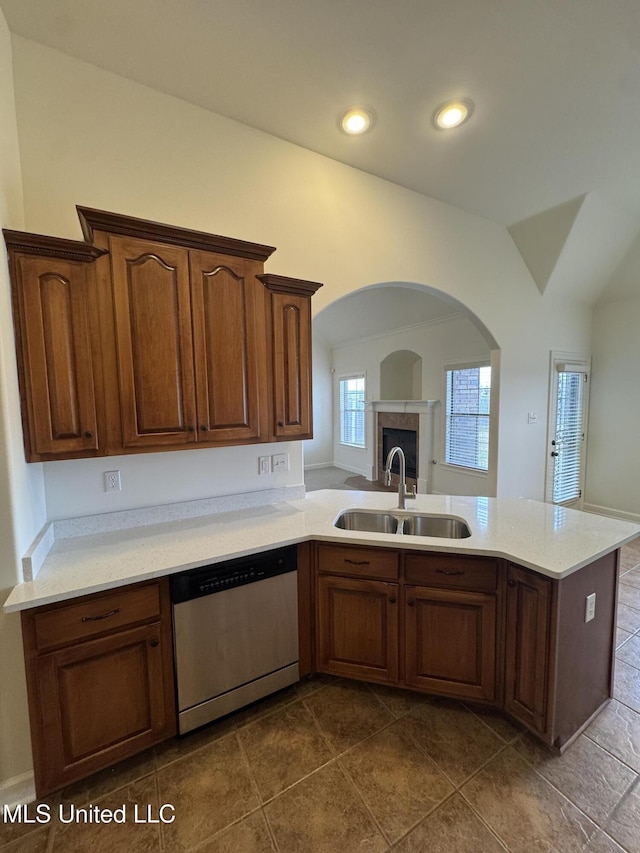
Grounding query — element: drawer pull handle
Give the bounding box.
[389,596,397,604]
[81,608,120,622]
[508,579,517,588]
[345,559,370,566]
[407,599,415,607]
[435,569,465,577]
[149,639,159,648]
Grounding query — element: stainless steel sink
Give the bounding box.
[334,509,471,538]
[401,515,471,539]
[334,510,399,533]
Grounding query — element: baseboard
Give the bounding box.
[332,462,368,478]
[582,503,640,525]
[0,771,35,808]
[303,462,335,470]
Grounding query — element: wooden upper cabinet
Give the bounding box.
[190,251,267,443]
[110,236,197,448]
[259,274,323,441]
[4,232,106,461]
[5,208,322,460]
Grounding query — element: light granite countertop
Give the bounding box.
[4,489,640,612]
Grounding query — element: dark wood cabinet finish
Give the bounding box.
[317,574,399,684]
[504,563,552,734]
[4,232,107,461]
[260,274,322,441]
[111,236,197,448]
[404,585,497,701]
[314,544,619,750]
[190,250,267,443]
[22,579,176,797]
[5,209,322,461]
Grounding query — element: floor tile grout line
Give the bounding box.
[454,784,512,852]
[386,788,463,850]
[512,737,638,834]
[335,758,393,848]
[582,732,640,777]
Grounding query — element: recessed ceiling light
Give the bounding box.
[339,107,375,135]
[434,99,473,130]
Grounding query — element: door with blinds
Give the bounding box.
[545,356,590,507]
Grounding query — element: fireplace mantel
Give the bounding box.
[363,400,439,493]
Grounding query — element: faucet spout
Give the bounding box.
[384,446,416,510]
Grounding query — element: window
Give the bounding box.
[339,375,365,447]
[545,358,589,506]
[445,365,491,470]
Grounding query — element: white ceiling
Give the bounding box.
[313,286,459,347]
[3,0,640,228]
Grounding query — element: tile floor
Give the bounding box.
[3,539,640,853]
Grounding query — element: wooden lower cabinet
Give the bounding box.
[405,585,497,701]
[313,545,618,750]
[22,579,176,796]
[504,563,552,734]
[317,574,399,684]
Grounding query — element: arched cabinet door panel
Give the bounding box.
[259,274,322,441]
[110,236,197,448]
[189,250,267,443]
[11,253,100,459]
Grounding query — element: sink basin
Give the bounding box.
[334,510,399,533]
[401,515,471,539]
[334,509,471,538]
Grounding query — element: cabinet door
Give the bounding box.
[32,622,174,794]
[189,251,267,443]
[14,255,98,458]
[317,575,399,684]
[111,236,197,447]
[504,563,552,734]
[405,586,497,701]
[269,290,313,439]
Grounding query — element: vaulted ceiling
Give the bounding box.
[3,0,640,304]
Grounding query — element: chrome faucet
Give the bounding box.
[384,446,417,510]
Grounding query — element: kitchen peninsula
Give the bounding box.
[5,489,639,796]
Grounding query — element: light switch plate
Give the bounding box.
[258,456,271,475]
[585,592,596,622]
[272,453,289,472]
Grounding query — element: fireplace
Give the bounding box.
[382,427,417,478]
[363,399,438,493]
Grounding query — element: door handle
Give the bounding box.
[551,451,559,457]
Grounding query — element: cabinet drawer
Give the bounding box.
[31,583,161,651]
[405,553,498,592]
[318,544,399,580]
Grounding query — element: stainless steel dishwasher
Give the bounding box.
[170,545,298,734]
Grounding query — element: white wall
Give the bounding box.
[11,37,591,506]
[0,11,47,797]
[331,312,493,494]
[586,296,640,521]
[303,333,333,468]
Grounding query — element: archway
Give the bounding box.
[305,281,500,498]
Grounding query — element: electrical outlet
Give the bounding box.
[272,453,289,472]
[104,470,121,492]
[585,592,596,622]
[258,456,271,475]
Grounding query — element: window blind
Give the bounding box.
[445,366,491,470]
[339,376,365,447]
[552,371,585,504]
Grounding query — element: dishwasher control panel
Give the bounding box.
[169,545,297,604]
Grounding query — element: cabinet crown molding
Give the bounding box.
[257,273,323,296]
[3,229,108,263]
[77,206,277,262]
